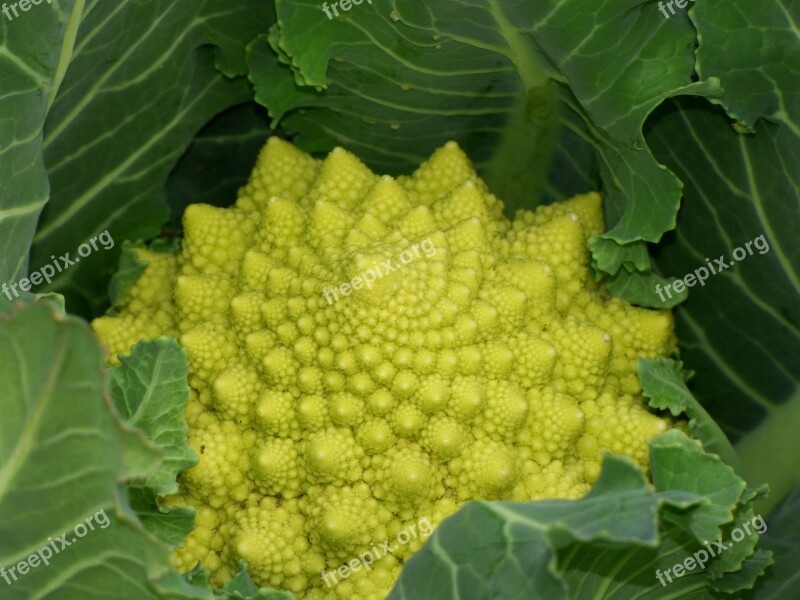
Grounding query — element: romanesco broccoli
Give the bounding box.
[92,138,676,599]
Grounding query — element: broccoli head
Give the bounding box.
[92,138,676,599]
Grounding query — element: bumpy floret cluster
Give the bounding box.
[93,138,676,599]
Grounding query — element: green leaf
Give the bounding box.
[0,303,286,598]
[642,0,800,484]
[705,505,765,583]
[643,0,800,519]
[0,0,80,312]
[645,95,800,512]
[115,423,165,483]
[741,485,800,598]
[692,0,800,131]
[637,357,741,472]
[127,486,197,548]
[110,338,197,545]
[249,0,722,242]
[716,549,774,594]
[110,338,196,496]
[15,0,274,317]
[648,0,800,513]
[649,430,743,544]
[0,303,176,598]
[184,562,214,589]
[176,562,294,600]
[389,429,768,599]
[606,269,688,309]
[589,239,651,277]
[221,561,294,599]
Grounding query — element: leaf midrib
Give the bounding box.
[0,320,67,505]
[47,0,86,112]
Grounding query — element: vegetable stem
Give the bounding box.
[735,389,800,516]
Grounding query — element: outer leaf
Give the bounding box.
[23,0,274,316]
[606,269,688,309]
[588,239,651,278]
[716,549,774,594]
[110,337,197,545]
[0,304,286,598]
[692,0,800,131]
[742,485,800,598]
[691,0,800,509]
[0,303,176,598]
[0,0,80,310]
[110,338,196,496]
[177,562,294,600]
[641,0,800,480]
[705,505,765,582]
[115,423,165,484]
[646,96,800,512]
[221,561,294,600]
[649,431,743,545]
[637,357,741,472]
[250,0,722,244]
[128,486,196,548]
[388,429,767,599]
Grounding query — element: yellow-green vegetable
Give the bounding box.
[93,138,675,599]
